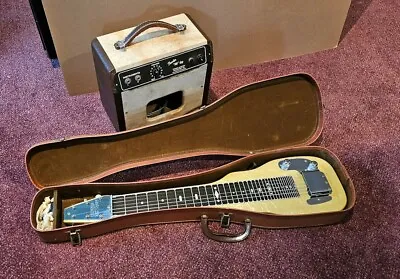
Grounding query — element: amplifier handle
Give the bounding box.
[114,20,186,50]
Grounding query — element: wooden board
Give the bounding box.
[42,0,351,95]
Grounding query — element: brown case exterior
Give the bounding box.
[27,74,356,244]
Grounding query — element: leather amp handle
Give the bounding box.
[114,20,186,50]
[200,215,252,243]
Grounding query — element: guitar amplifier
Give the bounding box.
[92,14,213,131]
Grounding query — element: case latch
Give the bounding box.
[68,230,82,246]
[220,213,231,228]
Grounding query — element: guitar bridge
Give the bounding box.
[302,171,332,205]
[278,158,333,205]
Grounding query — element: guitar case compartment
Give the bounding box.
[26,74,356,244]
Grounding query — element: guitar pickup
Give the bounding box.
[302,171,332,204]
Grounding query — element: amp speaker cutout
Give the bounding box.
[146,91,183,118]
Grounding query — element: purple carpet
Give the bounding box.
[1,0,399,278]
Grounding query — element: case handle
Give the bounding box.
[200,215,252,243]
[114,20,186,50]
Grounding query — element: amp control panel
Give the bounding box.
[117,46,209,92]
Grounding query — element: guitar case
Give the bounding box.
[26,74,356,245]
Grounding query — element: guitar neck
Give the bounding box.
[111,176,299,216]
[63,156,346,225]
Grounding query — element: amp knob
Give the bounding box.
[150,64,163,80]
[188,57,195,65]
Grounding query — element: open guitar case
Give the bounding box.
[26,74,356,245]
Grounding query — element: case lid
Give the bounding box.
[26,74,322,189]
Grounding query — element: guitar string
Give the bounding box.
[112,185,308,211]
[112,178,302,210]
[111,178,299,206]
[112,176,301,202]
[111,177,305,214]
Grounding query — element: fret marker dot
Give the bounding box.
[195,194,199,200]
[141,201,144,205]
[161,199,164,202]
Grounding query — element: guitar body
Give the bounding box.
[213,156,347,215]
[62,156,347,224]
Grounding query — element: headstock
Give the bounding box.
[64,195,112,224]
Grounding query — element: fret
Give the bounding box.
[167,190,177,208]
[212,185,222,205]
[157,191,169,209]
[137,193,148,212]
[223,183,233,203]
[275,177,284,199]
[284,177,293,197]
[255,180,264,200]
[125,194,137,214]
[287,177,297,197]
[205,185,216,205]
[147,192,158,210]
[255,180,266,200]
[247,180,258,201]
[235,182,245,203]
[265,178,275,199]
[199,186,209,206]
[289,177,299,198]
[260,179,270,200]
[112,196,125,215]
[270,178,279,199]
[280,177,288,199]
[242,181,253,202]
[271,178,281,199]
[123,196,127,215]
[183,188,195,207]
[238,182,248,202]
[284,177,292,198]
[175,188,186,208]
[228,183,238,203]
[255,179,267,201]
[249,180,259,201]
[233,182,244,203]
[262,179,271,199]
[191,186,202,207]
[256,180,267,200]
[249,180,257,200]
[263,179,272,198]
[216,184,226,204]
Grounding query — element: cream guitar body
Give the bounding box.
[62,156,347,224]
[213,156,347,215]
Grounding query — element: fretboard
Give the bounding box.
[111,176,299,216]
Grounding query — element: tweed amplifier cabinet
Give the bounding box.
[92,14,213,131]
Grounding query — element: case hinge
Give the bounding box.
[68,230,82,246]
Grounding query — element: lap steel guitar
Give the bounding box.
[63,156,347,224]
